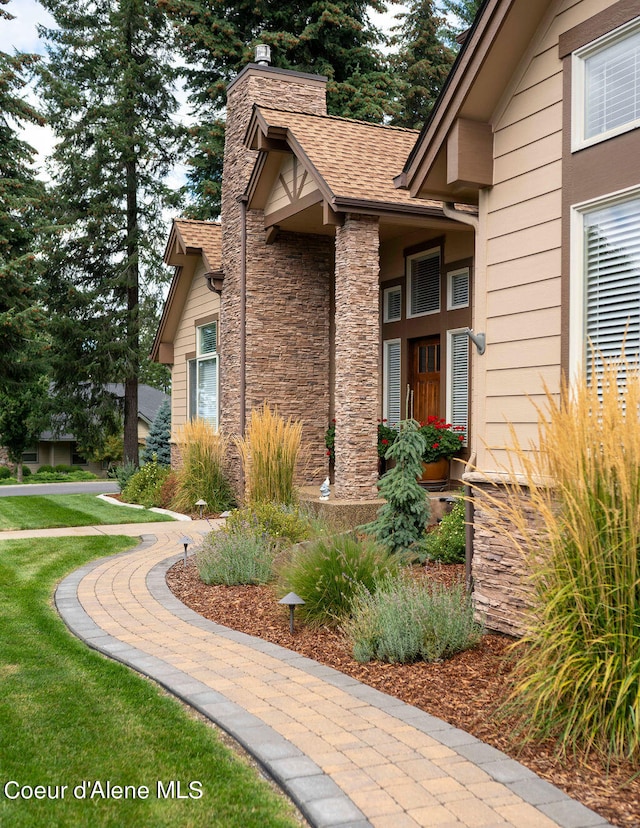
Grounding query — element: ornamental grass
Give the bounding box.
[171,418,235,514]
[473,354,640,763]
[236,403,302,506]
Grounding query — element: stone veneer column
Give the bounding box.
[334,214,380,500]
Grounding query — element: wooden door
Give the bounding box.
[409,336,440,423]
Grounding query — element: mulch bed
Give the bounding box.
[166,559,640,827]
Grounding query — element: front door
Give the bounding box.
[409,336,440,423]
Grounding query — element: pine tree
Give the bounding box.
[362,420,431,554]
[38,0,183,464]
[0,0,48,393]
[390,0,455,129]
[439,0,483,47]
[141,399,171,465]
[161,0,395,218]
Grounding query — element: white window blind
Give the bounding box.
[199,321,217,355]
[384,340,401,427]
[584,196,640,366]
[409,252,440,316]
[384,286,402,322]
[448,269,469,309]
[584,27,640,141]
[448,331,469,444]
[197,357,218,426]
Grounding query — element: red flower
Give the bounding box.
[432,442,439,449]
[381,438,389,445]
[459,435,465,441]
[326,450,331,456]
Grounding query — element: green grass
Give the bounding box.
[0,470,99,485]
[0,494,175,530]
[0,536,302,827]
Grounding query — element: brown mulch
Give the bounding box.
[166,560,640,828]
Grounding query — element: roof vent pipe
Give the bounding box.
[254,44,271,65]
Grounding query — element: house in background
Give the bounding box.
[19,384,169,476]
[154,0,640,634]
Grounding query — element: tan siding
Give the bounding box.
[265,155,318,215]
[497,73,562,131]
[486,191,561,238]
[494,103,563,157]
[493,132,561,184]
[487,218,560,265]
[486,248,561,291]
[171,260,219,440]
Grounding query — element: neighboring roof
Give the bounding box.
[39,385,170,440]
[163,218,222,271]
[247,106,444,216]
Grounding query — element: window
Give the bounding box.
[571,189,640,376]
[447,330,469,445]
[383,339,401,427]
[21,446,38,463]
[447,268,470,310]
[189,321,219,427]
[407,249,440,318]
[573,19,640,150]
[383,285,402,323]
[71,443,87,465]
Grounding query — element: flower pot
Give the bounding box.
[419,458,450,491]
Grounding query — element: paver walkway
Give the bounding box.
[7,522,612,828]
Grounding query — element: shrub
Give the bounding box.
[277,534,402,627]
[418,499,465,564]
[225,503,312,546]
[236,403,302,506]
[171,419,235,514]
[345,576,481,664]
[158,471,179,510]
[53,464,73,473]
[108,460,138,491]
[0,466,12,479]
[197,527,275,585]
[474,354,640,762]
[21,465,31,477]
[37,464,54,474]
[361,420,430,553]
[121,460,171,508]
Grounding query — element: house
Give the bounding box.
[154,0,640,633]
[20,384,170,476]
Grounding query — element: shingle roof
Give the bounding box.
[169,219,222,271]
[253,107,442,211]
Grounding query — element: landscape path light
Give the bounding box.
[278,592,305,634]
[179,536,193,567]
[195,499,207,518]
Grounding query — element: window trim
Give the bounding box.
[383,285,402,323]
[406,248,441,319]
[21,445,38,464]
[190,321,219,428]
[383,338,402,427]
[569,183,640,379]
[571,17,640,152]
[447,267,470,310]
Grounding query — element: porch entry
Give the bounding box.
[409,336,440,423]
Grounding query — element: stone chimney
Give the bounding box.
[219,58,332,493]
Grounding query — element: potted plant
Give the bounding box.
[416,417,465,490]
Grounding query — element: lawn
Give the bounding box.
[0,536,302,828]
[0,494,175,530]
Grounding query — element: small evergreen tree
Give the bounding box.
[142,399,171,466]
[362,420,431,553]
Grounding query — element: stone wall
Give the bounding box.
[334,214,380,500]
[471,481,538,637]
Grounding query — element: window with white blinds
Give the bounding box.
[383,286,402,322]
[407,250,440,317]
[190,321,219,427]
[574,21,640,149]
[447,330,469,445]
[383,339,401,427]
[447,268,470,310]
[583,195,640,368]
